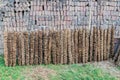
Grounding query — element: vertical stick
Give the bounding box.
[51,30,57,64]
[93,27,97,61]
[89,29,93,62]
[74,29,78,63]
[24,32,29,65]
[106,27,111,59]
[100,28,104,61]
[47,30,52,64]
[60,30,64,64]
[82,28,86,63]
[110,26,115,58]
[78,29,82,63]
[103,29,107,60]
[12,32,17,66]
[29,32,35,65]
[21,33,25,65]
[85,29,89,63]
[4,32,9,66]
[38,30,43,64]
[63,29,68,64]
[67,29,73,64]
[43,30,48,64]
[34,31,39,65]
[17,32,22,65]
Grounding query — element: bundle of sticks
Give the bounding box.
[3,27,115,66]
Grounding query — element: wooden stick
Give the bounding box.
[4,32,9,66]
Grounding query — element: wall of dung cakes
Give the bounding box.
[0,0,120,54]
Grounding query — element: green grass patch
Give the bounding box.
[0,55,119,80]
[46,64,117,80]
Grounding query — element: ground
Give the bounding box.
[0,55,120,80]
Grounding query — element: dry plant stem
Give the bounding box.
[56,31,60,64]
[12,32,17,66]
[67,29,73,64]
[38,31,43,64]
[89,29,93,62]
[110,27,115,58]
[8,33,13,66]
[85,29,89,63]
[78,29,82,63]
[107,27,111,59]
[47,31,52,64]
[29,32,35,65]
[23,32,29,65]
[60,30,64,64]
[82,28,86,63]
[51,30,57,64]
[21,33,25,65]
[93,27,97,61]
[17,33,22,65]
[34,31,39,65]
[43,31,48,64]
[74,29,78,63]
[97,28,101,61]
[63,29,68,64]
[4,32,8,66]
[103,29,107,60]
[100,28,104,61]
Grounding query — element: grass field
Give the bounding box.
[0,55,119,80]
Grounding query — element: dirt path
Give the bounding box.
[93,61,120,79]
[23,66,56,80]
